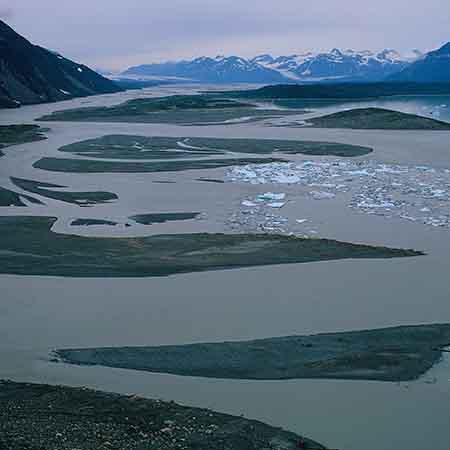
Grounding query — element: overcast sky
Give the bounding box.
[2,0,449,71]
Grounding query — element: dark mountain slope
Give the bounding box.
[389,42,450,82]
[0,20,122,108]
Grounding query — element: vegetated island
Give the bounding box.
[0,381,327,450]
[0,124,47,157]
[0,186,42,207]
[223,82,450,100]
[59,135,372,159]
[11,177,118,206]
[130,212,200,225]
[55,324,450,382]
[32,156,286,174]
[305,108,450,130]
[37,95,303,125]
[71,218,118,226]
[0,216,422,277]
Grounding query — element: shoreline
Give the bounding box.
[0,380,328,450]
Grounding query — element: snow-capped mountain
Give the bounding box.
[251,48,416,82]
[123,49,419,84]
[123,55,287,84]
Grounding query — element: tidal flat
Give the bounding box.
[0,124,47,157]
[33,156,286,173]
[0,186,42,207]
[37,95,302,125]
[60,135,372,159]
[11,177,118,206]
[130,212,200,225]
[0,381,326,450]
[54,324,450,382]
[305,108,450,130]
[71,218,118,226]
[0,216,422,277]
[2,85,450,450]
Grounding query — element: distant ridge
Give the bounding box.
[223,82,450,100]
[123,49,416,84]
[0,20,122,108]
[124,56,287,84]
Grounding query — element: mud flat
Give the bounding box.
[0,381,326,450]
[71,218,118,226]
[0,124,47,157]
[305,108,450,130]
[33,156,286,173]
[11,177,118,206]
[59,135,372,159]
[0,216,421,277]
[37,95,301,125]
[0,186,42,207]
[55,324,450,382]
[130,212,200,225]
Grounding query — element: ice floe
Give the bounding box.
[228,159,450,230]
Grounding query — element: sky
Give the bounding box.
[1,0,449,71]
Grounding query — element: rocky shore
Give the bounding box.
[0,381,326,450]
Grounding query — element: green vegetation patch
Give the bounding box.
[0,381,325,450]
[32,156,286,173]
[0,125,47,157]
[224,82,450,100]
[306,107,450,130]
[71,218,118,226]
[56,324,450,382]
[179,137,371,157]
[11,177,117,206]
[37,95,301,125]
[130,212,200,225]
[0,186,42,207]
[60,135,224,160]
[0,216,422,277]
[196,178,225,183]
[60,135,371,160]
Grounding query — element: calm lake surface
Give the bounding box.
[1,86,450,450]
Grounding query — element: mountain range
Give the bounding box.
[0,20,121,108]
[123,48,423,84]
[1,17,449,109]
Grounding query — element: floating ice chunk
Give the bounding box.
[357,200,396,209]
[429,189,446,198]
[257,192,286,201]
[310,191,336,200]
[227,158,450,231]
[296,219,308,224]
[310,183,336,188]
[345,169,372,176]
[273,174,301,183]
[241,200,257,207]
[267,202,286,208]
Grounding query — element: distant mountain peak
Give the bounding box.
[123,47,420,85]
